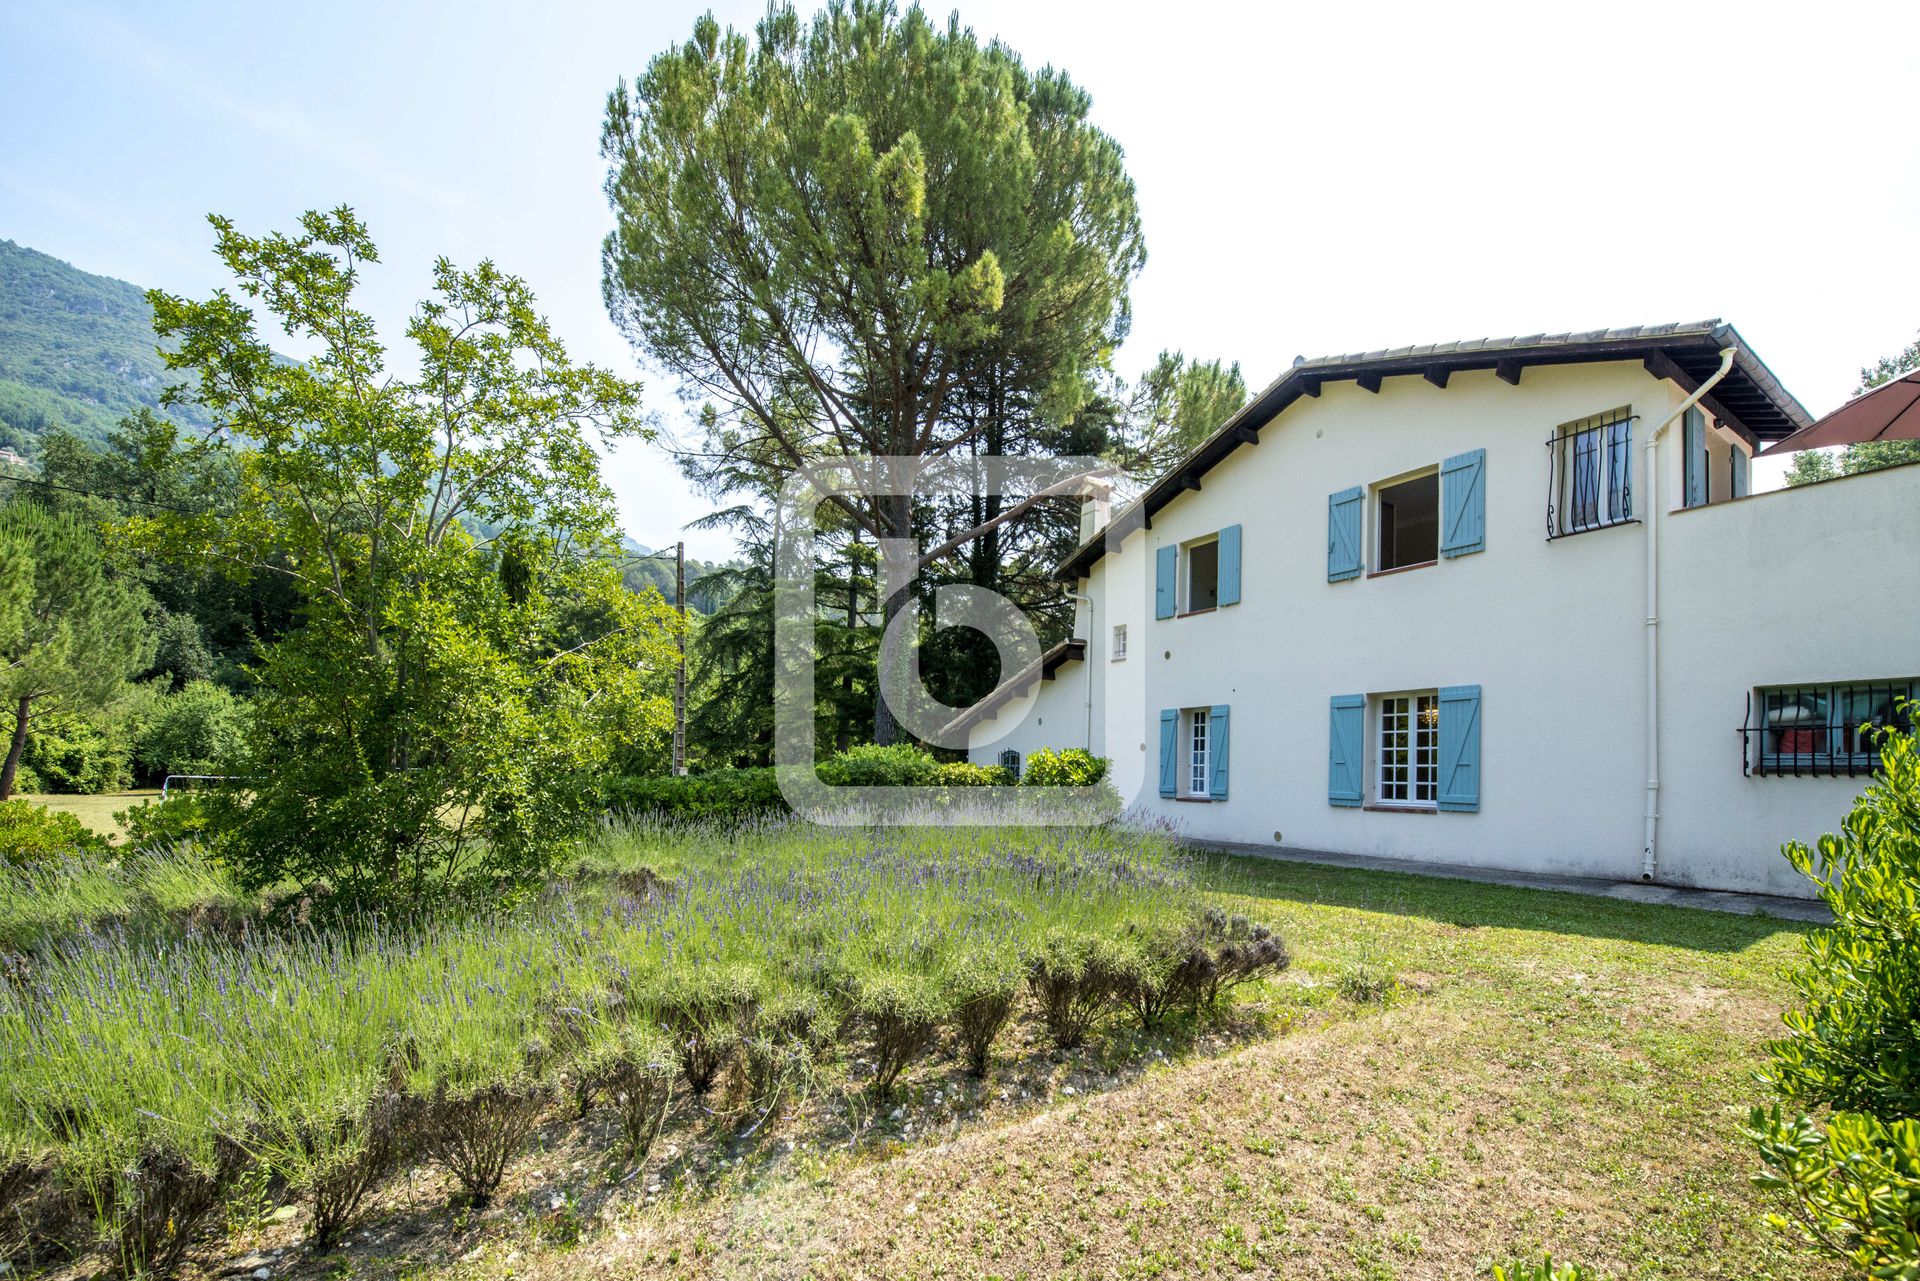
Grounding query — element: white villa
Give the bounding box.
[953,321,1920,899]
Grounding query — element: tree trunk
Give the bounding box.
[0,696,31,802]
[872,492,912,746]
[838,532,859,754]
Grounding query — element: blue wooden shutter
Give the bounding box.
[1732,447,1750,499]
[1158,708,1178,797]
[1327,488,1364,582]
[1217,525,1242,606]
[1328,695,1364,806]
[1439,449,1486,557]
[1208,704,1230,799]
[1683,407,1707,508]
[1437,684,1482,812]
[1154,546,1176,619]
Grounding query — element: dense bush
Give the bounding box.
[17,709,135,794]
[933,759,1012,787]
[1019,747,1109,788]
[134,680,248,781]
[0,799,111,866]
[115,794,217,852]
[1749,710,1920,1275]
[816,742,942,787]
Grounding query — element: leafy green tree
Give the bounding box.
[0,501,151,799]
[1785,328,1920,486]
[138,209,678,906]
[136,679,249,780]
[601,2,1143,741]
[36,411,300,689]
[1748,709,1920,1273]
[1783,447,1838,487]
[1108,350,1249,478]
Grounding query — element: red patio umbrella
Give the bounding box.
[1758,369,1920,456]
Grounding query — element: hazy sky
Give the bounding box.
[4,1,1916,558]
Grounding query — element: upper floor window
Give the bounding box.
[1375,471,1438,572]
[1155,525,1241,619]
[1741,680,1916,777]
[1547,408,1634,538]
[1111,623,1127,661]
[1682,405,1709,509]
[1185,537,1219,612]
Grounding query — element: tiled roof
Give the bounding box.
[1055,319,1809,581]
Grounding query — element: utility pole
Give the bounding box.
[673,540,687,777]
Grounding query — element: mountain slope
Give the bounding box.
[0,238,216,455]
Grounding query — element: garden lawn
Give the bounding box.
[320,854,1833,1281]
[16,790,157,840]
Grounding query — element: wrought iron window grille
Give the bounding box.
[1547,408,1638,540]
[1740,681,1917,777]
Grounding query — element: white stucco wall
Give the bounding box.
[968,354,1920,897]
[1657,461,1920,894]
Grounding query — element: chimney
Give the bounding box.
[1079,478,1113,543]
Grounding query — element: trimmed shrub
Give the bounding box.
[303,1091,408,1247]
[653,967,761,1096]
[1748,711,1920,1275]
[740,987,822,1120]
[949,941,1024,1077]
[1019,747,1109,788]
[1029,934,1129,1049]
[112,1139,241,1278]
[0,1150,84,1267]
[584,1025,676,1166]
[604,748,1009,820]
[852,972,947,1097]
[952,987,1017,1078]
[932,760,1011,787]
[0,799,111,866]
[816,743,941,788]
[414,1081,551,1207]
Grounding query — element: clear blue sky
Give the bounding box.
[5,0,1917,558]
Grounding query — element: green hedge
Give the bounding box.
[601,768,784,819]
[604,745,1092,820]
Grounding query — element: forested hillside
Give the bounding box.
[0,239,217,455]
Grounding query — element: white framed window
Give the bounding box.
[1184,538,1219,613]
[1378,692,1439,806]
[1375,470,1439,572]
[1187,707,1210,796]
[1550,408,1634,537]
[1112,623,1128,661]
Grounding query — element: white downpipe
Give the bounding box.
[1642,345,1736,881]
[1067,590,1095,750]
